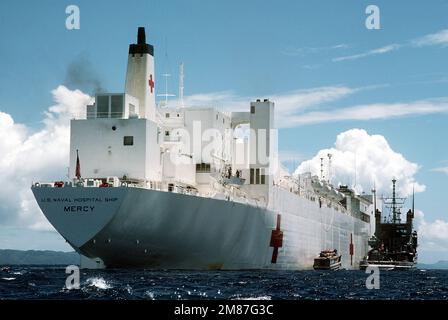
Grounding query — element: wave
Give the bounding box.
[232,295,272,300]
[85,277,112,290]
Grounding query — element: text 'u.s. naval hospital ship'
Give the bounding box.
[32,27,375,270]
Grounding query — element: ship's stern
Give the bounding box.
[32,185,127,254]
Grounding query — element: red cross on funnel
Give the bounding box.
[148,74,155,93]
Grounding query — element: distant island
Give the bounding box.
[1,249,448,269]
[0,249,80,265]
[417,261,448,270]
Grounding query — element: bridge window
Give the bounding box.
[111,95,123,118]
[123,136,134,146]
[97,95,109,118]
[261,172,266,184]
[196,163,211,173]
[250,168,266,185]
[251,106,255,114]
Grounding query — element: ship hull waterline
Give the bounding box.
[32,186,370,270]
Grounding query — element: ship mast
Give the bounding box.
[381,178,406,224]
[157,73,175,106]
[157,39,175,107]
[372,182,377,215]
[392,178,397,223]
[320,157,324,181]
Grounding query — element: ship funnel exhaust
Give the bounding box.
[137,27,146,44]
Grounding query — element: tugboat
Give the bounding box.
[313,249,342,270]
[360,179,418,270]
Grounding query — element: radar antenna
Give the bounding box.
[372,181,377,215]
[157,38,176,107]
[320,157,324,181]
[327,153,332,185]
[157,73,176,107]
[381,178,406,223]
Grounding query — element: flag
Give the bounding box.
[75,149,81,179]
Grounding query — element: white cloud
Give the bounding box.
[415,210,448,251]
[285,98,448,127]
[182,91,247,111]
[271,86,357,115]
[172,86,360,128]
[282,43,349,57]
[279,150,306,163]
[294,129,425,197]
[413,29,448,47]
[176,86,357,116]
[171,87,448,128]
[279,150,307,173]
[431,166,448,175]
[333,28,448,62]
[333,44,401,62]
[0,86,92,230]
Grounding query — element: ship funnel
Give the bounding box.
[125,27,155,120]
[137,27,146,44]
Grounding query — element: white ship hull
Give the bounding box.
[32,186,370,270]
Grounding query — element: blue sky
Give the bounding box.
[0,0,448,262]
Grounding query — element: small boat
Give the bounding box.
[313,249,342,270]
[359,257,416,271]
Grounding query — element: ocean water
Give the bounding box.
[1,266,448,300]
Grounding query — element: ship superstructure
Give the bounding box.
[360,179,418,270]
[32,28,374,269]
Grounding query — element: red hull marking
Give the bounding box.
[350,233,354,266]
[149,74,155,93]
[270,214,283,263]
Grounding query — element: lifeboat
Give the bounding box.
[313,249,342,270]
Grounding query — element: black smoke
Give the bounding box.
[64,53,106,94]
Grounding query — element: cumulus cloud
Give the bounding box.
[0,86,92,230]
[294,129,425,197]
[415,210,448,251]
